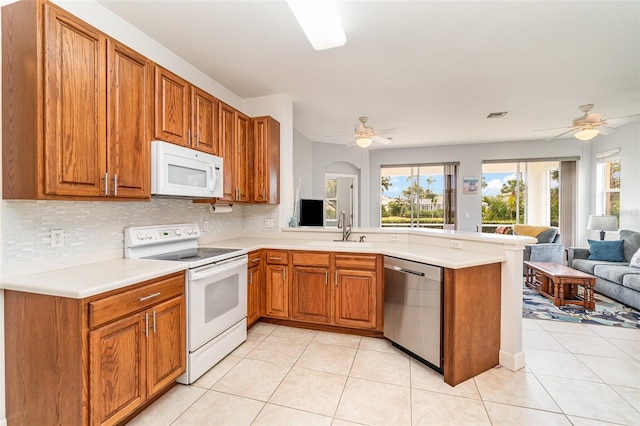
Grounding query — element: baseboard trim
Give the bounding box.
[499,349,526,371]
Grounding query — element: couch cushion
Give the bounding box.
[572,259,628,275]
[593,265,640,285]
[630,248,640,269]
[622,273,640,292]
[620,230,640,262]
[513,225,558,243]
[588,239,625,262]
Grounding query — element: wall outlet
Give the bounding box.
[389,235,400,241]
[51,229,64,248]
[264,218,274,228]
[451,240,462,249]
[203,220,209,232]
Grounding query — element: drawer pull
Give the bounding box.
[139,292,161,302]
[152,310,157,334]
[251,258,260,263]
[144,313,149,336]
[269,256,282,261]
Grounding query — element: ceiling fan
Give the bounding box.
[329,116,399,148]
[535,104,640,141]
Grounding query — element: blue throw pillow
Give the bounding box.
[588,239,625,262]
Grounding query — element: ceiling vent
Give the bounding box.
[486,111,509,119]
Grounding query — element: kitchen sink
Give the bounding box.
[306,240,375,248]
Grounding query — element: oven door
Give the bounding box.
[188,255,248,352]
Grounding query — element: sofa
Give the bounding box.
[513,225,565,273]
[568,229,640,311]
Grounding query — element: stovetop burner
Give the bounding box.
[143,247,242,262]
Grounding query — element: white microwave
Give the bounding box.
[151,141,223,198]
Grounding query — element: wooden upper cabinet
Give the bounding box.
[2,1,150,200]
[107,40,151,198]
[154,66,191,147]
[218,102,237,201]
[252,116,280,204]
[192,87,218,155]
[43,3,107,197]
[235,111,251,202]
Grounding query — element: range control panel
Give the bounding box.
[124,224,201,248]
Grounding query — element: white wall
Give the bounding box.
[293,129,313,199]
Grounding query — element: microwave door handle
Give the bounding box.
[210,164,215,192]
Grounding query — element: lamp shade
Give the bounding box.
[356,137,372,148]
[587,215,618,232]
[575,128,599,141]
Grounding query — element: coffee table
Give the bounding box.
[524,261,596,309]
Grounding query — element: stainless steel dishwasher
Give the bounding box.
[384,256,443,371]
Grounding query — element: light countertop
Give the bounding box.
[1,236,507,299]
[1,259,188,299]
[201,237,506,269]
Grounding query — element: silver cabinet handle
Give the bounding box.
[103,173,109,196]
[325,269,328,285]
[152,310,156,334]
[139,292,161,302]
[187,129,191,146]
[283,267,286,281]
[269,257,282,261]
[251,258,260,263]
[335,270,338,286]
[113,173,118,197]
[249,269,253,285]
[144,312,148,336]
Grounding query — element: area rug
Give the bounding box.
[523,286,640,329]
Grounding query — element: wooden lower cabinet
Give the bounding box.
[265,263,289,318]
[291,251,332,323]
[247,251,263,326]
[4,272,186,426]
[334,268,378,329]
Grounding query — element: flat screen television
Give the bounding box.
[298,199,324,226]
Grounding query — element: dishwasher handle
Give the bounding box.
[387,265,425,277]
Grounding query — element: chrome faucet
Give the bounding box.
[337,210,352,241]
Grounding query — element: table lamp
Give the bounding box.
[587,215,618,240]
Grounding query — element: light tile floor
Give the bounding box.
[130,320,640,426]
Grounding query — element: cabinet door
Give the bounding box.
[247,264,261,325]
[43,4,107,197]
[90,313,146,426]
[218,102,236,201]
[265,264,289,318]
[335,269,377,329]
[235,111,251,202]
[291,266,331,323]
[107,40,150,198]
[147,296,186,397]
[252,117,280,204]
[192,87,218,154]
[154,66,190,146]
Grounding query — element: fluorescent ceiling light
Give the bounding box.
[286,0,346,51]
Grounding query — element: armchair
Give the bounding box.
[513,225,564,273]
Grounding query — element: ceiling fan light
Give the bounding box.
[356,137,372,148]
[575,128,599,141]
[286,0,346,51]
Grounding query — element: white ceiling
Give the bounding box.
[98,0,640,149]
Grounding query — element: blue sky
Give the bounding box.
[382,172,515,198]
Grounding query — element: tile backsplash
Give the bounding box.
[2,199,278,266]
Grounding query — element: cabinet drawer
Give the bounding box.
[265,250,289,265]
[248,250,262,265]
[89,273,185,329]
[335,254,377,270]
[292,251,330,267]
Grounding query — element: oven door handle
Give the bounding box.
[190,256,248,281]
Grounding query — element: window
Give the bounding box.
[481,160,560,232]
[380,164,457,228]
[325,177,337,222]
[596,150,620,221]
